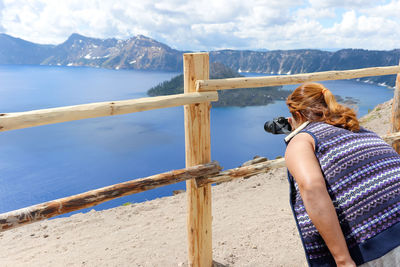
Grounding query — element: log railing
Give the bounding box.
[196,65,400,91]
[0,52,399,267]
[0,92,218,132]
[183,53,213,266]
[0,161,221,231]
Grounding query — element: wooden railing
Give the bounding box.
[196,65,400,91]
[0,52,399,267]
[0,92,218,131]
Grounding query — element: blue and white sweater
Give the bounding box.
[285,122,400,266]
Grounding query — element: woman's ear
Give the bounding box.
[289,111,306,130]
[288,117,294,128]
[295,111,305,123]
[289,116,300,130]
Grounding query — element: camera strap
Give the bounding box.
[284,121,310,143]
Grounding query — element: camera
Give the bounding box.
[264,117,292,134]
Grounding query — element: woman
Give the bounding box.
[284,82,400,267]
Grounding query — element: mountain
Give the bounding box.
[0,33,182,71]
[210,49,400,74]
[0,33,399,86]
[0,34,54,64]
[209,49,400,87]
[148,62,291,107]
[43,33,182,71]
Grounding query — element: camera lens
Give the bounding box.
[277,117,286,123]
[264,117,292,134]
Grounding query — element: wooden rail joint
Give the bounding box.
[195,163,223,188]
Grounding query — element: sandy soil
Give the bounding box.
[359,99,392,136]
[0,99,393,267]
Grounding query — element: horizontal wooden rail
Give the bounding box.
[2,131,399,232]
[197,158,286,186]
[381,131,400,143]
[0,161,221,231]
[0,92,218,132]
[196,65,400,91]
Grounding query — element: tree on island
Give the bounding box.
[147,62,291,107]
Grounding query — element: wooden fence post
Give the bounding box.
[183,53,213,266]
[391,61,400,153]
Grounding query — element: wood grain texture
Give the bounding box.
[391,62,400,153]
[0,92,218,132]
[184,53,213,267]
[382,131,400,144]
[0,161,221,232]
[197,158,286,186]
[196,65,400,91]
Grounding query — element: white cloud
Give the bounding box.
[308,0,385,8]
[295,7,336,19]
[0,0,5,32]
[319,4,400,50]
[0,0,399,50]
[361,0,400,17]
[333,10,358,37]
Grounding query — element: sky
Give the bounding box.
[0,0,399,51]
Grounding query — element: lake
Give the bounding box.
[0,65,394,215]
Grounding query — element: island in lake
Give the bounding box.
[147,62,291,107]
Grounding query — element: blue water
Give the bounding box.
[0,65,394,215]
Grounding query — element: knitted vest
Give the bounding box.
[286,122,400,266]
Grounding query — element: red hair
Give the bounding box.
[286,83,360,132]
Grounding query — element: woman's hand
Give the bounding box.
[285,133,355,266]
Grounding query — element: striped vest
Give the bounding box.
[286,122,400,266]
